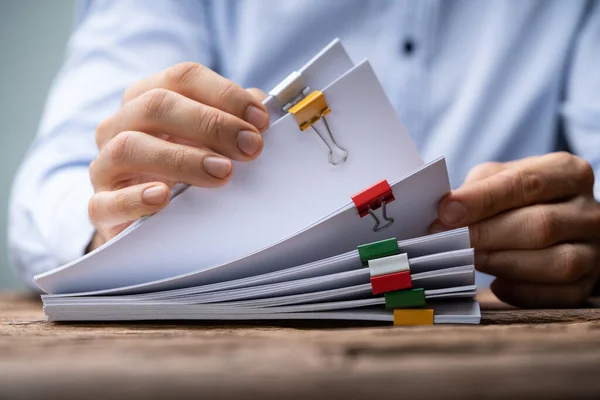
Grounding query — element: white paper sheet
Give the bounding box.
[38,157,450,296]
[44,300,481,324]
[42,230,470,301]
[43,266,474,307]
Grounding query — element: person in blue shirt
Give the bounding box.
[9,0,600,307]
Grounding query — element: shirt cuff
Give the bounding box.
[36,168,96,268]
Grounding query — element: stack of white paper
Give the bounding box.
[35,40,480,326]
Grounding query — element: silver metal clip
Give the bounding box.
[367,200,395,232]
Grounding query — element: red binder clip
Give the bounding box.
[352,180,395,232]
[370,270,412,295]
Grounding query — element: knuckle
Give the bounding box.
[475,162,499,174]
[107,131,139,165]
[140,88,175,119]
[95,118,113,149]
[114,191,132,216]
[87,196,100,223]
[532,207,559,247]
[88,158,99,178]
[553,152,594,187]
[198,109,223,141]
[558,244,585,282]
[214,81,237,104]
[166,62,206,89]
[88,159,103,188]
[575,157,595,187]
[469,223,490,248]
[168,146,191,173]
[515,168,543,203]
[480,178,500,211]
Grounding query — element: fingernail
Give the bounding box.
[442,201,467,225]
[204,156,232,179]
[237,130,262,156]
[142,186,168,205]
[245,105,269,132]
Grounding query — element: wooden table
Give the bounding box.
[1,291,599,399]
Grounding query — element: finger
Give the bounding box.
[469,200,600,250]
[490,273,599,308]
[463,162,508,185]
[438,152,595,227]
[475,243,599,284]
[88,182,170,230]
[463,159,531,185]
[428,219,452,235]
[122,62,269,132]
[90,131,233,190]
[246,88,268,102]
[97,89,263,160]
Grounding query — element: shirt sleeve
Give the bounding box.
[8,0,214,290]
[561,0,600,200]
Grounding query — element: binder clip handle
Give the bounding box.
[368,201,394,232]
[315,115,348,166]
[352,180,395,232]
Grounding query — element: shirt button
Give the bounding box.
[402,38,416,56]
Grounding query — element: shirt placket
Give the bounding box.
[393,0,438,149]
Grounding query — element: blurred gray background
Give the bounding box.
[0,0,75,289]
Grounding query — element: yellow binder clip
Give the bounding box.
[288,91,331,130]
[288,90,348,166]
[393,309,434,326]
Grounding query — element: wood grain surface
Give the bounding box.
[1,291,599,399]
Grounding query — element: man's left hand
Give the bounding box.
[430,152,600,308]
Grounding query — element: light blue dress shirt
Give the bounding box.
[9,0,600,289]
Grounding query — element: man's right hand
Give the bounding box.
[87,63,270,251]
